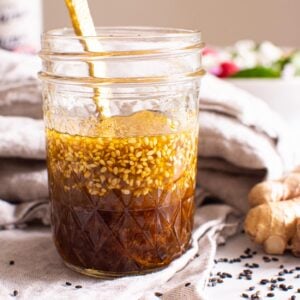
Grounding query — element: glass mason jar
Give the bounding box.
[40,27,204,278]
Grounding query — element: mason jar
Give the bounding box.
[40,27,204,278]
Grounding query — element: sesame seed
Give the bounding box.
[155,292,163,297]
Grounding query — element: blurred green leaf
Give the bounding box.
[230,66,281,78]
[291,51,300,76]
[272,56,291,72]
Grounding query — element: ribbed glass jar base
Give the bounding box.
[64,261,170,279]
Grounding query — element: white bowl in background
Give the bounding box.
[227,78,300,136]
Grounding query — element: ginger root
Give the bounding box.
[248,172,300,207]
[244,199,300,254]
[244,168,300,255]
[292,219,300,257]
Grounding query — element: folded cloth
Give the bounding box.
[0,49,42,119]
[0,159,47,202]
[198,74,298,212]
[0,116,45,159]
[0,205,240,300]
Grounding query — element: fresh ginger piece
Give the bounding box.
[248,172,300,207]
[292,219,300,257]
[244,198,300,255]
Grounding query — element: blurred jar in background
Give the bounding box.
[0,0,42,53]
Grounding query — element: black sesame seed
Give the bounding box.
[260,279,269,285]
[270,279,277,284]
[297,288,300,293]
[155,292,163,297]
[267,293,274,298]
[279,265,284,269]
[284,269,289,274]
[252,251,257,255]
[185,282,191,287]
[195,254,199,258]
[291,296,296,300]
[295,274,300,279]
[65,282,72,286]
[12,290,18,297]
[250,291,261,300]
[241,293,249,298]
[271,257,279,262]
[288,285,294,290]
[277,277,285,282]
[75,285,82,289]
[278,272,284,276]
[295,266,300,271]
[9,260,15,266]
[217,279,223,283]
[249,286,255,291]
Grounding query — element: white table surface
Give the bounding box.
[205,233,300,300]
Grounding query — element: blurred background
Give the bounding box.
[44,0,300,46]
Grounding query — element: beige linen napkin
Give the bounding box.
[197,74,297,212]
[0,49,42,119]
